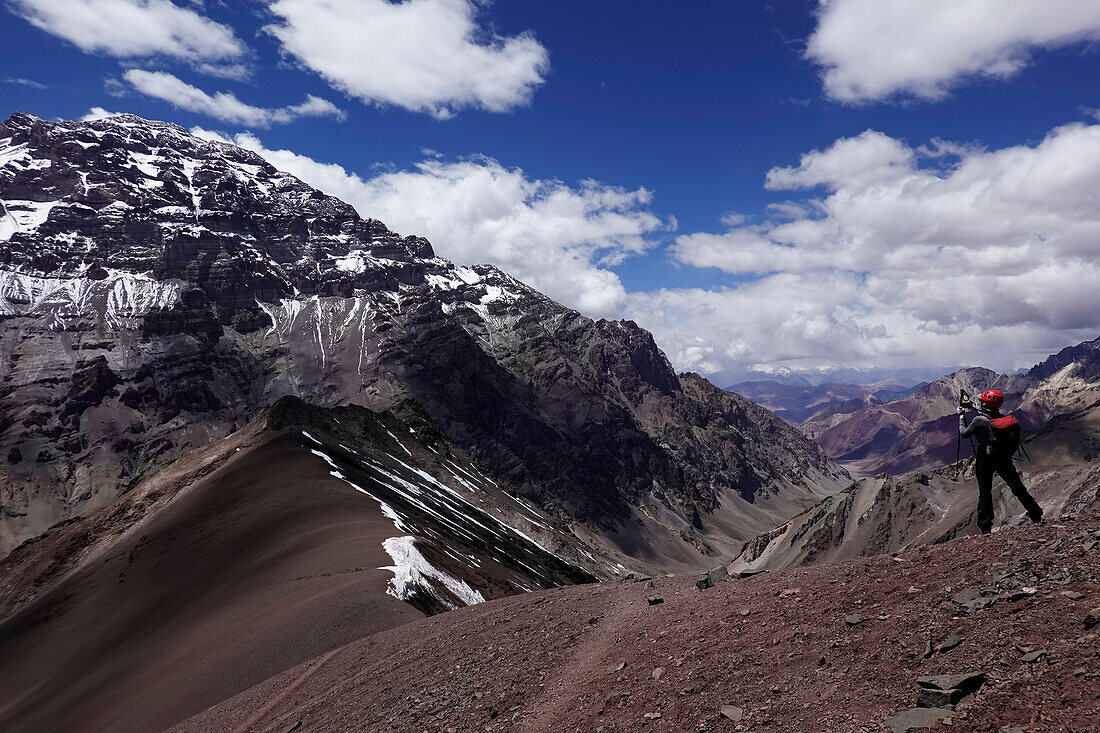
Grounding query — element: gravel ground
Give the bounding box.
[173,503,1100,733]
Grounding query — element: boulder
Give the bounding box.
[916,672,986,693]
[915,672,986,709]
[696,565,730,590]
[937,632,962,652]
[1085,608,1100,629]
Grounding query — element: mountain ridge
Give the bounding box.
[0,395,598,733]
[0,111,847,568]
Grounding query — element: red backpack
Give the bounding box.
[988,415,1022,458]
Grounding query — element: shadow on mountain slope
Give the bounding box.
[0,397,594,733]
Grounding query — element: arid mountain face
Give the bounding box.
[0,112,846,567]
[175,504,1100,733]
[799,338,1100,476]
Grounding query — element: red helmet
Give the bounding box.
[979,389,1004,409]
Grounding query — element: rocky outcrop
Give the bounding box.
[0,112,847,564]
[1027,336,1100,381]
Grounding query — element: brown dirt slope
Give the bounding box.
[0,429,422,733]
[173,504,1100,733]
[0,397,595,733]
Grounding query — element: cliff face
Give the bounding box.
[0,112,846,564]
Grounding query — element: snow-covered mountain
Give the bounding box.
[0,112,847,570]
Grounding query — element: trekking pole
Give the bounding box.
[956,389,971,465]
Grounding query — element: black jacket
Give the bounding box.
[960,409,1002,457]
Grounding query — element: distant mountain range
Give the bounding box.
[802,336,1100,476]
[720,364,955,388]
[727,336,1100,478]
[727,379,923,425]
[728,336,1100,572]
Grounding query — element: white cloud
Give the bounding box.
[81,107,125,121]
[625,274,877,376]
[264,0,549,118]
[10,0,244,65]
[124,70,345,127]
[191,128,667,317]
[657,119,1100,376]
[764,130,915,190]
[3,77,49,90]
[104,77,128,97]
[194,62,253,82]
[807,0,1100,103]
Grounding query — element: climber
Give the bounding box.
[958,389,1043,534]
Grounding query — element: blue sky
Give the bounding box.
[4,1,1100,383]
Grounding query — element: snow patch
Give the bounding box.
[0,200,58,242]
[385,428,413,456]
[0,138,31,171]
[380,536,485,609]
[333,250,382,274]
[0,268,180,326]
[129,151,160,179]
[455,267,482,285]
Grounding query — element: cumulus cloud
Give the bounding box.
[659,121,1100,376]
[81,107,125,121]
[10,0,244,65]
[264,0,549,118]
[625,274,877,375]
[191,128,667,317]
[124,70,345,127]
[807,0,1100,103]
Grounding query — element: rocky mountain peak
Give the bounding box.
[1,112,433,325]
[1,112,847,571]
[1026,335,1100,381]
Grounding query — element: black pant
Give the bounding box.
[975,457,1043,533]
